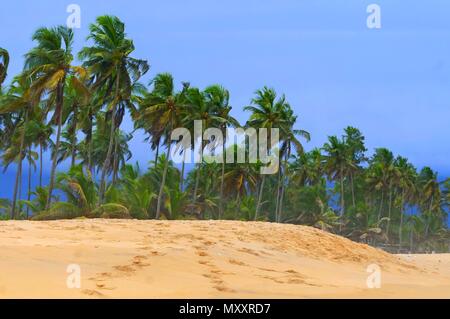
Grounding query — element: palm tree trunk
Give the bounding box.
[11,108,28,219]
[99,71,121,205]
[219,146,225,219]
[155,140,172,219]
[338,167,345,233]
[39,143,43,187]
[180,149,185,192]
[88,110,93,174]
[27,148,32,219]
[277,150,290,223]
[112,135,119,185]
[274,167,282,222]
[46,81,65,210]
[255,175,265,221]
[98,105,116,205]
[398,190,405,252]
[154,139,160,166]
[377,190,384,221]
[71,104,78,168]
[193,164,201,206]
[350,173,356,209]
[409,226,414,252]
[386,185,393,239]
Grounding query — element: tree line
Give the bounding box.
[0,15,448,252]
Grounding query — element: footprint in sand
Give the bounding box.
[238,247,260,256]
[132,255,151,267]
[228,259,247,266]
[81,289,104,297]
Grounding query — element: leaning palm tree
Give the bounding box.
[79,15,149,205]
[0,76,33,218]
[276,105,310,222]
[23,25,87,210]
[244,87,285,220]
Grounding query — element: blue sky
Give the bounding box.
[1,0,449,199]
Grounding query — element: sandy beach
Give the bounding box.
[0,219,449,298]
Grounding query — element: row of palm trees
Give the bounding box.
[0,15,448,253]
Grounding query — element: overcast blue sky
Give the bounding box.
[1,0,449,199]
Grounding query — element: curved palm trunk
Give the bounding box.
[274,167,282,222]
[87,110,93,174]
[192,164,201,207]
[27,148,32,219]
[219,143,225,219]
[377,190,384,221]
[98,105,116,205]
[99,71,121,205]
[398,190,405,252]
[112,135,119,185]
[39,143,43,187]
[255,175,265,221]
[11,108,28,219]
[154,139,160,166]
[180,155,185,192]
[155,141,172,219]
[350,173,356,209]
[46,82,65,210]
[386,185,393,239]
[339,167,345,232]
[277,151,290,223]
[71,104,78,168]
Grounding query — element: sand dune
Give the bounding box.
[0,219,449,298]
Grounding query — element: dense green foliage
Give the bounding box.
[0,16,448,253]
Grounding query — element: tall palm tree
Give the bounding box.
[366,148,395,223]
[394,156,417,251]
[79,15,149,205]
[0,76,33,218]
[323,135,348,224]
[417,167,442,238]
[204,85,239,219]
[138,73,184,219]
[343,126,367,209]
[276,105,310,222]
[24,25,86,210]
[244,87,286,220]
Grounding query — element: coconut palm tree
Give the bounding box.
[79,15,149,205]
[323,135,348,223]
[138,73,185,219]
[394,156,417,250]
[343,126,367,209]
[417,167,442,238]
[276,105,310,222]
[0,76,33,218]
[366,148,395,224]
[204,85,239,219]
[244,87,287,220]
[23,25,87,210]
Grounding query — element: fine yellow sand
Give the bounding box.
[0,219,449,298]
